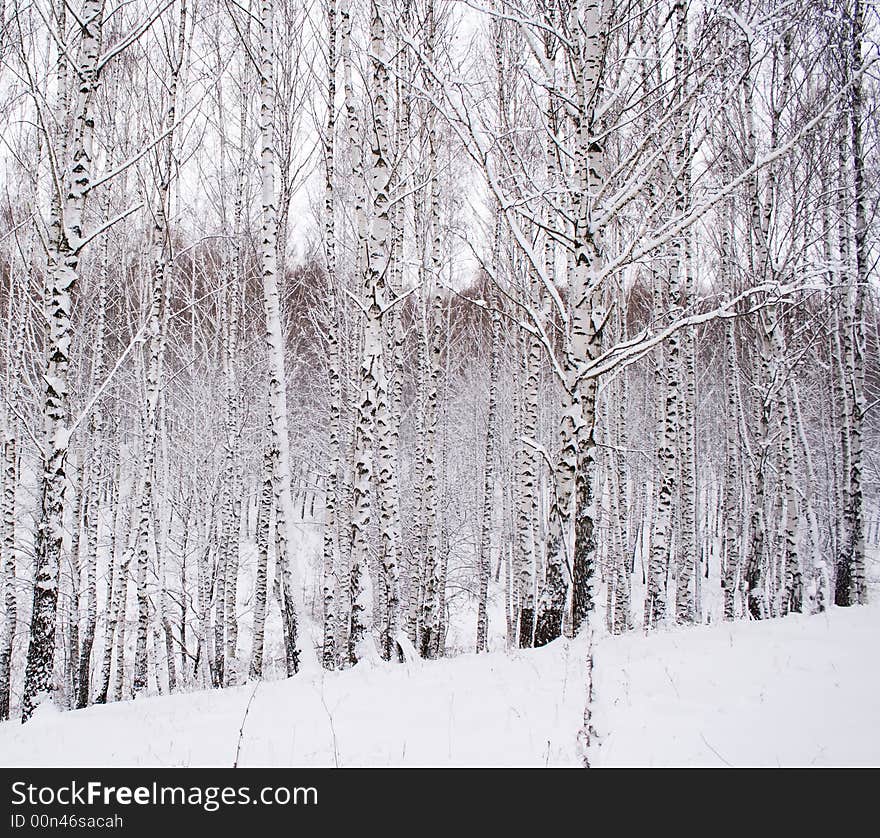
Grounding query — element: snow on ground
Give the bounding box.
[1,597,877,767]
[0,638,588,767]
[589,596,880,767]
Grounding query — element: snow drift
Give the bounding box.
[2,599,877,767]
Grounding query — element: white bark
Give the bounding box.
[0,432,16,720]
[23,0,103,721]
[259,0,314,674]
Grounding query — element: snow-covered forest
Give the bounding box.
[0,0,877,763]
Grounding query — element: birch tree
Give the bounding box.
[22,0,105,721]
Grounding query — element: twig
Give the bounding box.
[232,681,260,768]
[700,732,734,767]
[319,688,340,768]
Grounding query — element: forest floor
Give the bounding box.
[0,634,588,767]
[1,596,877,767]
[589,594,880,767]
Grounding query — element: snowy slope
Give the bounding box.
[589,598,880,767]
[1,599,877,767]
[0,638,589,767]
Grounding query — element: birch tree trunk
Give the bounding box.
[23,0,103,721]
[0,432,15,720]
[113,536,134,702]
[217,291,238,686]
[249,436,274,678]
[66,460,84,707]
[612,308,631,634]
[719,160,742,620]
[416,2,444,659]
[94,469,123,705]
[675,6,697,622]
[259,0,312,673]
[568,0,611,638]
[476,286,500,653]
[790,380,827,611]
[320,0,340,671]
[649,0,689,629]
[75,219,110,708]
[836,0,868,606]
[780,397,802,614]
[535,0,608,646]
[133,2,186,692]
[218,91,248,686]
[744,31,792,621]
[346,0,400,663]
